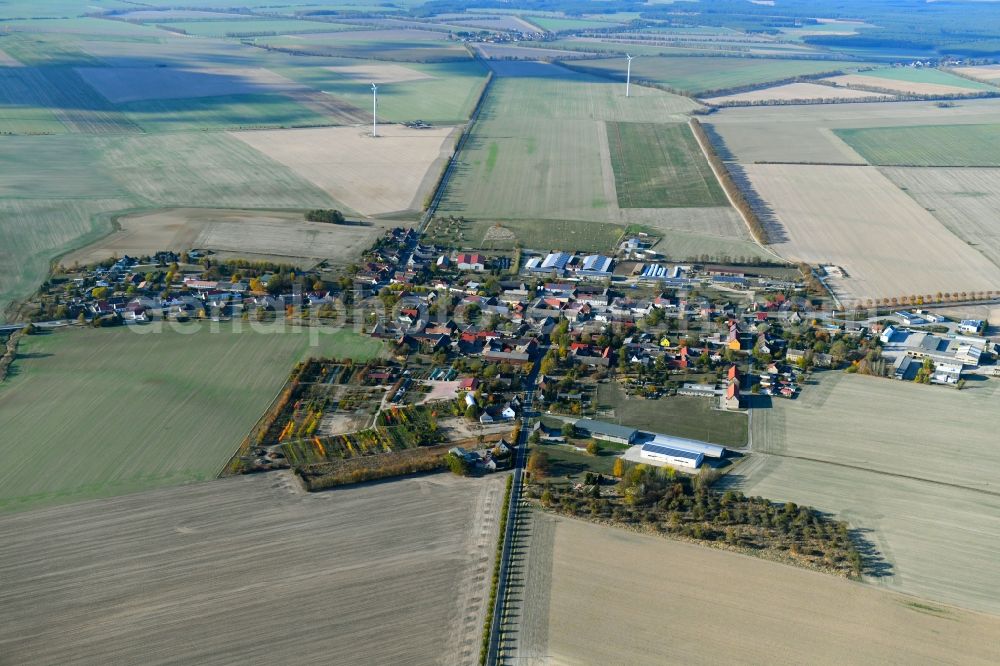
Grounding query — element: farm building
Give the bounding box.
[639,442,704,469]
[456,253,486,271]
[574,419,639,445]
[576,255,614,277]
[647,433,726,459]
[525,252,572,275]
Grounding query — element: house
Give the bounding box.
[456,253,486,272]
[458,377,479,392]
[573,419,638,445]
[723,380,741,411]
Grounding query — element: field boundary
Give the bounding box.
[689,118,777,251]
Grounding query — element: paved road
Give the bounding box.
[486,354,541,666]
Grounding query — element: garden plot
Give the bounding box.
[76,66,306,104]
[231,125,457,216]
[744,163,1000,304]
[882,167,1000,269]
[513,514,1000,664]
[704,82,894,104]
[739,373,1000,616]
[0,472,504,665]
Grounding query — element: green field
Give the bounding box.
[0,326,382,512]
[438,74,697,224]
[259,33,470,62]
[597,382,748,447]
[859,66,996,91]
[527,16,624,32]
[607,121,727,208]
[0,131,339,316]
[120,93,336,132]
[566,56,866,95]
[153,19,357,37]
[279,58,490,124]
[835,123,1000,166]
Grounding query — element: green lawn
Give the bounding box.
[566,56,867,95]
[597,382,747,447]
[0,326,382,512]
[835,123,1000,166]
[533,442,618,480]
[607,121,727,208]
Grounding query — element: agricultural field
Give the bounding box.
[257,29,469,62]
[704,81,895,105]
[62,208,396,268]
[881,167,1000,269]
[524,16,624,32]
[512,513,1000,664]
[437,69,757,256]
[0,472,504,664]
[825,69,996,96]
[740,373,1000,616]
[0,326,382,512]
[75,65,307,104]
[835,123,1000,166]
[472,43,597,60]
[706,98,1000,164]
[150,19,357,38]
[279,58,489,124]
[951,63,1000,84]
[606,121,728,208]
[563,56,867,96]
[743,163,1000,304]
[597,382,747,447]
[231,124,457,216]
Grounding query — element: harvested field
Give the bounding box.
[0,326,382,512]
[743,163,1000,303]
[76,66,305,104]
[514,513,1000,664]
[231,124,457,216]
[836,123,1000,167]
[738,373,1000,615]
[0,472,504,665]
[882,167,1000,269]
[825,73,990,97]
[606,121,728,208]
[62,208,396,267]
[260,30,468,62]
[706,98,1000,164]
[153,18,355,37]
[952,64,1000,83]
[704,81,895,104]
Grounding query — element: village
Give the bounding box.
[8,222,996,483]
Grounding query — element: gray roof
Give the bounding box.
[574,418,637,440]
[649,433,726,458]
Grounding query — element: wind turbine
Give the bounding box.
[625,53,633,97]
[371,82,378,138]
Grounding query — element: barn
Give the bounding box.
[640,442,704,469]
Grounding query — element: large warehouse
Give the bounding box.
[640,442,704,469]
[648,433,726,458]
[573,419,639,445]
